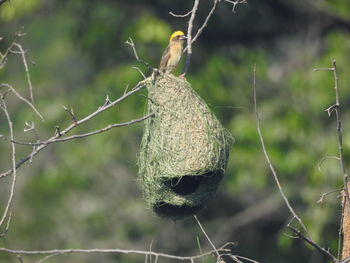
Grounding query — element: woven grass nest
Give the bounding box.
[138,74,233,220]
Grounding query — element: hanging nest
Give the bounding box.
[138,74,233,220]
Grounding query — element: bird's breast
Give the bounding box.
[168,44,183,66]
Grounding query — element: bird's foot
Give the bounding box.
[179,73,186,79]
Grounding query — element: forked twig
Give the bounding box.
[315,60,350,211]
[12,113,154,146]
[0,243,232,261]
[0,82,147,178]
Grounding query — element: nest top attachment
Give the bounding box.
[138,74,233,220]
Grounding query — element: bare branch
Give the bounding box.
[191,0,247,46]
[169,10,192,18]
[288,225,337,262]
[224,0,247,12]
[0,81,147,178]
[132,66,147,79]
[314,68,334,72]
[318,155,341,171]
[182,0,200,76]
[11,43,35,105]
[182,0,247,74]
[190,0,219,45]
[0,94,17,235]
[317,188,342,204]
[36,253,60,263]
[253,64,309,235]
[0,244,232,261]
[194,215,220,258]
[193,215,257,263]
[0,83,44,121]
[315,60,350,211]
[12,113,154,146]
[63,106,77,123]
[126,38,153,70]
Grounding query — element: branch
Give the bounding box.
[0,93,17,235]
[182,0,200,76]
[224,0,247,12]
[194,215,220,258]
[191,0,220,45]
[288,225,337,262]
[0,83,44,121]
[318,155,341,171]
[0,244,232,261]
[253,64,309,235]
[190,0,247,46]
[182,0,247,75]
[194,215,258,263]
[12,113,154,146]
[315,60,350,210]
[0,81,147,178]
[126,38,153,71]
[169,9,193,18]
[11,43,36,105]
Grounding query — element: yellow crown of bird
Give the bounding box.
[169,30,185,41]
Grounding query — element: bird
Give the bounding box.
[159,30,187,74]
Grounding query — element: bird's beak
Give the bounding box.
[180,35,188,40]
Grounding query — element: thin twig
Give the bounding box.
[332,60,350,207]
[315,60,350,211]
[288,225,337,262]
[0,82,146,178]
[36,253,60,263]
[0,244,231,261]
[0,83,44,121]
[234,255,259,263]
[169,10,193,17]
[318,155,341,171]
[12,113,154,146]
[194,215,220,259]
[63,106,77,123]
[182,0,200,76]
[132,66,147,79]
[317,188,342,204]
[224,0,247,12]
[253,64,309,235]
[0,94,17,235]
[11,43,35,105]
[191,0,219,45]
[182,0,246,73]
[126,38,153,70]
[190,0,247,46]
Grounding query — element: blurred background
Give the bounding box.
[1,0,350,262]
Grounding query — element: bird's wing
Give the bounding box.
[159,45,170,71]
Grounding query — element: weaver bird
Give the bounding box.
[159,30,187,73]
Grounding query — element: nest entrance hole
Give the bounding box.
[163,172,217,196]
[164,176,202,195]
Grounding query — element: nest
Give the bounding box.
[138,74,233,220]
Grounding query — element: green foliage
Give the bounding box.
[319,0,350,19]
[0,0,41,21]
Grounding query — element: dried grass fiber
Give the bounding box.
[138,74,233,219]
